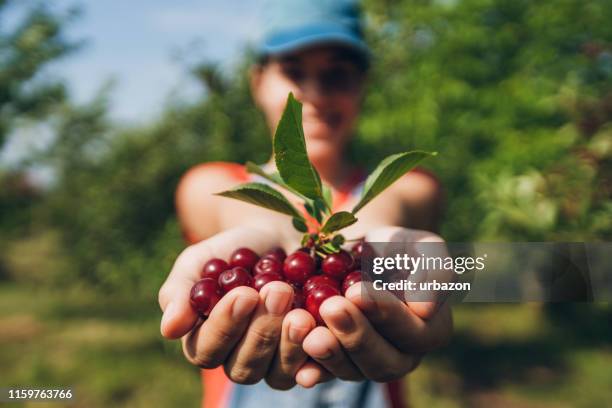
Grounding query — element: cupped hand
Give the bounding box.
[158,226,325,389]
[297,226,454,383]
[298,283,453,383]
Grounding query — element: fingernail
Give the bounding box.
[296,371,314,388]
[313,348,333,360]
[232,296,258,320]
[160,302,177,334]
[288,324,309,343]
[346,284,376,310]
[332,310,355,333]
[345,284,362,301]
[265,286,292,315]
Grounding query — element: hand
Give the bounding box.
[297,227,454,383]
[158,226,322,389]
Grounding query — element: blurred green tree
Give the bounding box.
[0,0,77,147]
[357,0,612,240]
[0,0,77,262]
[42,61,270,291]
[4,0,611,292]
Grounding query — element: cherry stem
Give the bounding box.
[315,250,327,258]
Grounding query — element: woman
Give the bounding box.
[158,1,452,406]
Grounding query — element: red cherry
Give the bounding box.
[306,285,340,325]
[305,236,315,248]
[253,272,284,291]
[283,251,315,285]
[351,240,364,268]
[254,256,283,276]
[351,240,365,257]
[229,247,260,271]
[292,288,305,309]
[321,250,354,280]
[263,247,287,263]
[201,258,229,280]
[190,278,223,317]
[218,266,253,293]
[351,240,373,270]
[303,275,340,295]
[342,271,362,295]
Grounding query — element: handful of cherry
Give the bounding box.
[190,241,369,324]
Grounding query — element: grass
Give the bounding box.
[410,303,612,407]
[0,283,610,407]
[0,284,201,408]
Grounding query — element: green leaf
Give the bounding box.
[352,151,436,214]
[245,161,285,186]
[321,211,358,234]
[292,217,308,233]
[216,182,304,220]
[246,161,316,207]
[331,234,345,247]
[321,242,341,254]
[322,184,333,213]
[304,201,316,218]
[273,93,323,200]
[313,198,327,223]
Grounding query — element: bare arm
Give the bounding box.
[397,170,444,234]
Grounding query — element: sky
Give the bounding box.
[0,0,263,175]
[49,0,262,123]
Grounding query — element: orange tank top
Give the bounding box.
[179,161,431,408]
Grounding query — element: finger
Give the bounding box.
[182,286,259,368]
[295,360,334,388]
[302,326,363,381]
[319,296,420,382]
[346,283,453,353]
[365,227,452,320]
[265,308,316,390]
[405,236,453,318]
[159,244,213,339]
[159,226,281,339]
[224,281,294,384]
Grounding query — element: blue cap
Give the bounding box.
[259,0,369,59]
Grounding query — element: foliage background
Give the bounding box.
[1,0,610,406]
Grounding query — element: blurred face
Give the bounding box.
[251,45,366,161]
